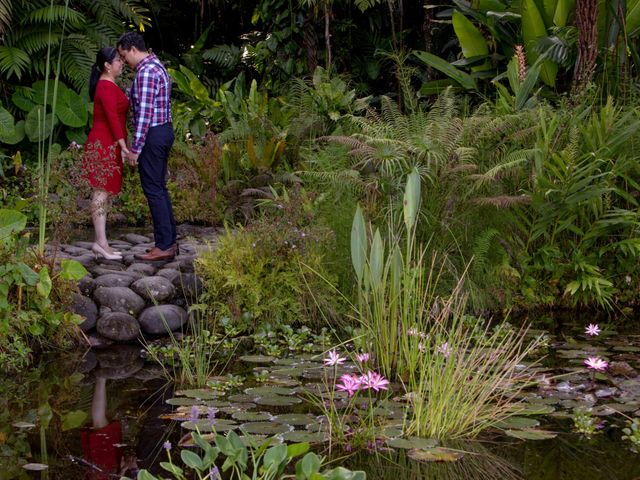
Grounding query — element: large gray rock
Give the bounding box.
[75,254,97,267]
[94,286,145,315]
[127,263,156,276]
[96,312,140,341]
[64,246,91,256]
[138,304,187,334]
[156,268,181,284]
[131,276,176,302]
[94,273,135,288]
[74,241,96,250]
[91,266,143,280]
[123,233,151,244]
[78,275,96,295]
[72,293,98,332]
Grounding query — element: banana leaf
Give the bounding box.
[627,0,640,36]
[473,0,509,12]
[452,11,491,71]
[413,51,477,90]
[522,0,558,86]
[535,0,557,25]
[553,0,575,26]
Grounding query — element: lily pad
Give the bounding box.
[272,414,318,426]
[273,358,300,366]
[280,430,328,443]
[382,426,404,437]
[514,404,555,415]
[228,394,256,403]
[245,386,296,396]
[407,447,463,463]
[175,389,222,400]
[166,397,204,406]
[232,411,273,422]
[181,419,237,432]
[22,463,49,471]
[239,355,276,364]
[495,417,540,429]
[612,346,640,353]
[386,437,438,450]
[254,395,302,407]
[504,428,557,440]
[239,422,292,435]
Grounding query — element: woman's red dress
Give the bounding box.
[84,80,129,195]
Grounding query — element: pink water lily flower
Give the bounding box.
[336,374,361,397]
[356,352,370,363]
[324,349,346,366]
[360,370,390,392]
[585,324,601,336]
[584,357,608,371]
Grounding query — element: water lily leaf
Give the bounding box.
[181,419,237,431]
[12,422,36,429]
[176,389,222,400]
[232,411,273,422]
[166,397,205,406]
[239,355,276,364]
[245,386,296,396]
[254,395,302,407]
[273,358,299,366]
[504,428,557,440]
[407,447,463,463]
[386,437,438,450]
[22,463,49,471]
[238,422,292,435]
[280,431,328,443]
[272,414,317,426]
[495,416,540,429]
[228,394,256,403]
[515,404,555,415]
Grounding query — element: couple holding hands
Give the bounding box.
[84,32,177,262]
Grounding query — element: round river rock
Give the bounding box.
[138,304,188,334]
[131,276,176,302]
[96,312,140,341]
[94,286,145,315]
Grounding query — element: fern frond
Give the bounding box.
[473,195,532,208]
[203,45,241,69]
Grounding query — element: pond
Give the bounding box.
[2,317,640,480]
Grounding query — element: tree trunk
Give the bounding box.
[572,0,599,96]
[324,3,332,70]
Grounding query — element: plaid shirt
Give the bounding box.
[130,53,172,154]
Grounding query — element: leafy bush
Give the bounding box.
[196,187,342,333]
[0,209,87,372]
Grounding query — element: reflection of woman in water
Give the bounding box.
[80,376,125,479]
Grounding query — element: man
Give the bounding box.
[117,32,177,261]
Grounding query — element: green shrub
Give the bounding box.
[196,187,342,332]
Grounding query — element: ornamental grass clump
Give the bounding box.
[351,168,543,439]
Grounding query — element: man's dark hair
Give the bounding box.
[117,32,147,52]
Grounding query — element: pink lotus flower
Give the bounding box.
[324,350,346,366]
[336,374,361,396]
[437,342,451,358]
[359,370,389,392]
[584,357,608,371]
[585,324,600,336]
[356,352,370,363]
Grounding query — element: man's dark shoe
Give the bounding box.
[136,246,176,261]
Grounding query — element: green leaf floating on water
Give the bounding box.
[386,437,438,450]
[166,397,205,406]
[495,416,540,429]
[239,355,276,364]
[407,447,463,463]
[238,421,292,435]
[175,389,223,400]
[504,428,557,440]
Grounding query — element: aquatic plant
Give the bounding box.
[133,431,366,480]
[584,357,608,372]
[622,418,640,452]
[572,409,601,437]
[585,324,601,336]
[350,169,543,439]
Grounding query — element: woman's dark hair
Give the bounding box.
[89,47,118,101]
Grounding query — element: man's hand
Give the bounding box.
[126,151,139,167]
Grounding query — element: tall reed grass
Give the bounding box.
[351,168,542,438]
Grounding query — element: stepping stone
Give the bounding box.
[127,263,156,276]
[173,272,202,298]
[94,287,145,315]
[138,304,188,334]
[74,241,95,250]
[156,268,181,283]
[72,294,98,332]
[131,276,176,302]
[78,275,96,295]
[94,273,135,288]
[96,312,140,341]
[123,233,151,244]
[64,246,91,256]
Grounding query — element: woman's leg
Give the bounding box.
[91,189,116,253]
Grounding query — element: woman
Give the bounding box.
[84,47,129,260]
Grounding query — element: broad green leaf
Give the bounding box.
[536,0,557,26]
[24,105,57,142]
[413,51,477,90]
[553,0,575,27]
[287,442,310,458]
[0,209,27,239]
[300,452,321,477]
[628,0,640,37]
[521,0,557,86]
[56,89,88,127]
[369,229,384,287]
[452,11,490,72]
[61,410,88,431]
[419,79,462,96]
[160,462,185,476]
[504,428,558,439]
[16,263,39,286]
[403,168,421,232]
[181,449,204,470]
[137,470,156,480]
[0,106,14,135]
[0,119,25,145]
[351,205,367,284]
[263,444,287,471]
[32,80,69,106]
[36,267,52,298]
[476,0,508,12]
[59,259,88,281]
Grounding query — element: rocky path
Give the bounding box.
[48,228,218,347]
